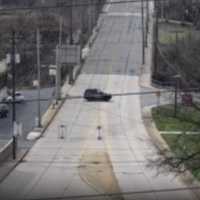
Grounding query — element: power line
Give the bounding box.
[2,0,142,12]
[0,87,199,104]
[24,185,200,200]
[0,0,199,13]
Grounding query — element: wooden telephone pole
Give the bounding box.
[11,31,17,159]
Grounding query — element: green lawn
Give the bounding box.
[159,22,193,45]
[162,134,200,180]
[152,104,200,132]
[152,104,200,180]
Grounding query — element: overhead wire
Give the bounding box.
[23,185,200,200]
[0,0,199,13]
[0,86,199,104]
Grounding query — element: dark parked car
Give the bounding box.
[84,89,112,101]
[0,104,9,118]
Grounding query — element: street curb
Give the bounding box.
[73,17,102,82]
[142,106,200,199]
[142,106,169,151]
[160,131,200,135]
[88,16,102,48]
[41,99,66,135]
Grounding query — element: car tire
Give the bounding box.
[103,97,108,101]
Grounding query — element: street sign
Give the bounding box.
[49,65,56,76]
[15,54,20,64]
[13,122,22,136]
[57,45,81,65]
[49,69,56,76]
[182,94,193,106]
[6,53,20,64]
[6,54,11,64]
[33,80,39,87]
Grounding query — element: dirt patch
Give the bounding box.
[79,151,124,200]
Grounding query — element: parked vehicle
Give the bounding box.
[0,104,9,118]
[84,89,112,101]
[6,92,25,103]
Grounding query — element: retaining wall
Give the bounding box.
[0,139,12,163]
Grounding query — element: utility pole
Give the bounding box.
[56,16,62,101]
[36,28,41,127]
[161,0,164,19]
[95,0,98,22]
[80,7,84,49]
[174,79,178,118]
[145,0,149,47]
[88,0,92,35]
[70,0,73,45]
[59,16,62,45]
[152,0,159,78]
[141,0,145,64]
[155,0,158,71]
[92,0,96,26]
[11,30,16,160]
[98,0,102,16]
[174,75,181,118]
